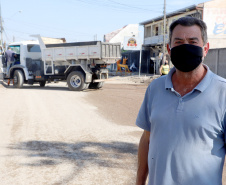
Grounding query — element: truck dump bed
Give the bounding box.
[42,40,121,64]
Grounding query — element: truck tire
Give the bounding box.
[83,83,90,90]
[13,70,24,88]
[89,74,105,89]
[89,81,104,89]
[67,71,85,91]
[39,81,46,87]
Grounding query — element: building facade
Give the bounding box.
[104,24,141,72]
[103,24,139,48]
[140,0,226,74]
[203,0,226,49]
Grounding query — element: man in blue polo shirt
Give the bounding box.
[136,17,226,185]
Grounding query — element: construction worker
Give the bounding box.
[159,60,170,75]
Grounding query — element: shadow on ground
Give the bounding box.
[8,140,138,184]
[0,80,70,92]
[0,80,106,93]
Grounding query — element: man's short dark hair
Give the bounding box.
[169,16,208,46]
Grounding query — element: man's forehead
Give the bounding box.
[172,25,202,37]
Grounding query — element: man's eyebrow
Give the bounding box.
[173,37,199,41]
[173,38,184,41]
[188,37,199,41]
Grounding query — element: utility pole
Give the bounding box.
[0,1,3,47]
[163,0,166,63]
[138,31,142,78]
[0,3,3,47]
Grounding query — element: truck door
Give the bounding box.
[10,45,21,65]
[26,44,41,60]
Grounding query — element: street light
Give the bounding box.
[9,10,22,19]
[8,10,22,43]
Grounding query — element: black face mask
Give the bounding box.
[170,44,203,72]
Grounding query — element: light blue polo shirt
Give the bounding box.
[136,65,226,185]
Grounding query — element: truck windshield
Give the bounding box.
[10,45,20,54]
[27,44,41,52]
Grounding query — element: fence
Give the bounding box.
[204,48,226,78]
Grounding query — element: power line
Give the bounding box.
[107,0,159,12]
[67,0,163,13]
[1,0,181,43]
[4,18,92,36]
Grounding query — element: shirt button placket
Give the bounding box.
[177,98,184,112]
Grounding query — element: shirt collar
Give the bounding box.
[194,64,213,92]
[165,67,175,89]
[165,64,213,92]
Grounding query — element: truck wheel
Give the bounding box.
[89,82,104,89]
[39,81,46,87]
[13,70,24,88]
[89,74,105,89]
[97,81,104,88]
[67,71,85,91]
[83,83,90,90]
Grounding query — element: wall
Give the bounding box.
[203,0,226,49]
[121,50,150,73]
[109,24,139,48]
[204,48,226,78]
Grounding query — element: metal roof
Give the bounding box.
[139,4,201,25]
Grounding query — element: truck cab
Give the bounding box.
[9,40,42,65]
[2,41,45,87]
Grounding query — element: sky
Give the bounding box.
[1,0,208,44]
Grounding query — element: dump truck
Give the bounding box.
[0,35,121,91]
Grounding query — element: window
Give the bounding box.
[145,26,152,38]
[152,24,159,36]
[155,27,159,36]
[10,45,20,54]
[27,44,41,52]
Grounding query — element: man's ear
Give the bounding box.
[167,44,171,55]
[203,42,209,57]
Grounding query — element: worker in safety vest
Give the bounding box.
[159,60,170,76]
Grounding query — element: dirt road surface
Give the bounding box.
[0,76,226,185]
[0,78,146,185]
